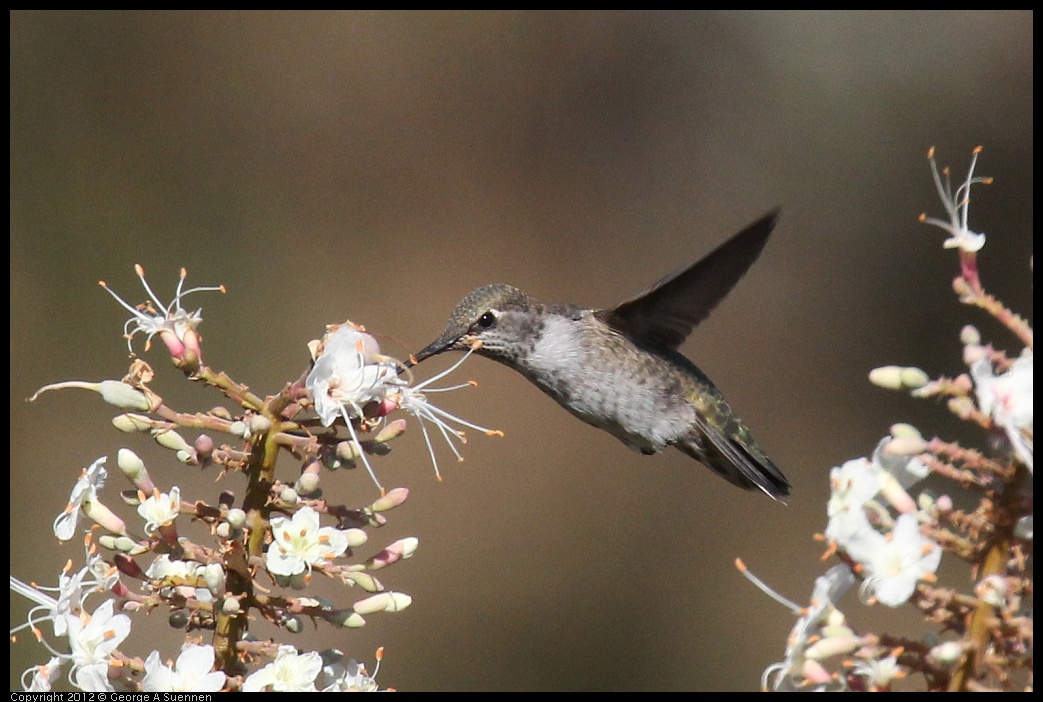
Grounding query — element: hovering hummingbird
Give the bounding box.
[408,210,790,501]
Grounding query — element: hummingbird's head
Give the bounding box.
[408,283,540,367]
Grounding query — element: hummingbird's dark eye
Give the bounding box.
[476,311,497,329]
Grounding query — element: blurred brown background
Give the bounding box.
[10,11,1032,691]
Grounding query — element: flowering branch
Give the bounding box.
[15,265,500,691]
[742,147,1032,692]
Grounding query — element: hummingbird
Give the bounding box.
[408,210,790,501]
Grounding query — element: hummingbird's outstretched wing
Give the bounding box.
[599,209,780,350]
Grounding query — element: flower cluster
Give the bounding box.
[14,265,496,691]
[305,323,502,492]
[744,147,1032,692]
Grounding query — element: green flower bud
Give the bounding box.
[153,428,193,453]
[112,413,154,433]
[353,591,412,614]
[868,366,904,390]
[899,367,929,389]
[345,571,382,593]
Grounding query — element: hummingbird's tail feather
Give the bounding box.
[677,416,791,502]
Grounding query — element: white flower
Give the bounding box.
[265,506,349,579]
[22,656,62,692]
[824,458,881,545]
[921,146,990,253]
[975,574,1009,608]
[137,486,182,535]
[971,354,1033,470]
[306,325,402,490]
[143,644,226,692]
[83,545,121,595]
[10,544,119,640]
[65,599,131,678]
[99,264,223,360]
[845,513,942,607]
[12,572,79,639]
[320,648,384,692]
[307,326,397,426]
[74,662,115,692]
[851,654,905,691]
[755,564,855,692]
[53,457,108,541]
[306,324,500,490]
[145,555,209,600]
[242,645,322,692]
[146,554,199,581]
[10,572,81,640]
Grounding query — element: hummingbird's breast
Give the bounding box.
[518,313,699,452]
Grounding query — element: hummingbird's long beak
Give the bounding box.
[403,336,455,369]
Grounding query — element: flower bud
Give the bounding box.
[899,367,929,389]
[963,343,987,365]
[889,423,922,440]
[112,413,154,433]
[84,498,127,535]
[336,441,362,461]
[295,472,320,495]
[353,591,412,614]
[367,537,419,570]
[28,380,152,411]
[805,634,862,660]
[345,528,369,549]
[203,563,226,597]
[112,553,146,579]
[935,494,953,515]
[226,508,247,529]
[248,415,272,434]
[869,366,904,390]
[927,640,965,667]
[96,381,153,411]
[952,373,973,393]
[98,534,145,554]
[345,572,382,592]
[325,610,367,628]
[210,406,232,420]
[947,396,976,419]
[153,428,193,453]
[368,487,409,513]
[116,448,155,493]
[885,436,927,456]
[194,434,214,461]
[959,325,981,345]
[374,419,408,444]
[283,615,304,634]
